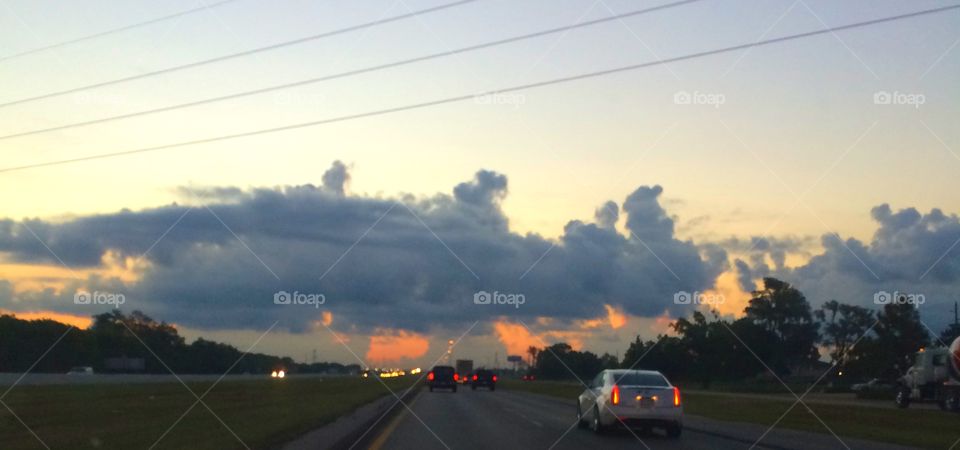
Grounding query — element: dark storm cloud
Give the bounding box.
[0,163,724,333]
[729,204,960,332]
[733,259,754,292]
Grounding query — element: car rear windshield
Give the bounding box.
[433,366,455,375]
[613,373,669,387]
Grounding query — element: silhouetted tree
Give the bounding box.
[745,278,820,373]
[870,302,930,380]
[815,300,875,379]
[532,343,602,380]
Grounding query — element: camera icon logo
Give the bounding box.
[74,291,92,305]
[674,291,692,305]
[474,291,492,305]
[874,291,892,305]
[673,91,692,105]
[873,91,892,105]
[274,291,292,305]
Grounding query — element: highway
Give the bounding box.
[363,386,917,450]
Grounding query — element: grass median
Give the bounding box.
[501,380,959,449]
[0,376,417,450]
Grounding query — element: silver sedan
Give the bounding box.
[576,369,683,437]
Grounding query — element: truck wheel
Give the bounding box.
[895,388,911,409]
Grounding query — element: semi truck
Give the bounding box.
[455,359,473,384]
[895,336,960,411]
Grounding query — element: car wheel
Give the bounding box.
[895,388,911,409]
[591,406,604,434]
[471,384,476,390]
[666,423,682,438]
[490,385,495,392]
[576,403,587,429]
[452,385,457,393]
[429,386,434,392]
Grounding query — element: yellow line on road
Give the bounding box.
[368,394,420,450]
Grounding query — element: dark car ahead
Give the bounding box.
[471,369,497,391]
[428,366,458,392]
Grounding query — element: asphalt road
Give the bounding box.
[364,386,917,450]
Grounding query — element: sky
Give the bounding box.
[1,0,959,368]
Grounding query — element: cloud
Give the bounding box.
[594,201,619,229]
[322,160,350,196]
[728,204,960,332]
[734,258,754,292]
[0,162,725,336]
[365,329,430,364]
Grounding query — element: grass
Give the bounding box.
[0,376,416,450]
[501,380,960,449]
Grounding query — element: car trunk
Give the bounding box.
[617,385,676,409]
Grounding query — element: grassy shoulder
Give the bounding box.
[0,376,416,450]
[501,380,958,449]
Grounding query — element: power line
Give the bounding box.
[0,0,481,109]
[0,0,242,63]
[2,4,957,175]
[0,0,707,141]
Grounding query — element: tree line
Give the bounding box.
[0,310,360,375]
[528,277,959,386]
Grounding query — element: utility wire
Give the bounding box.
[0,0,481,109]
[2,4,957,175]
[0,0,706,141]
[0,0,241,63]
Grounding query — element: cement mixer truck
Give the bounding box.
[895,337,960,411]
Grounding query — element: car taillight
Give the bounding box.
[427,372,434,381]
[673,387,681,407]
[454,373,459,381]
[611,385,620,405]
[493,375,497,382]
[472,375,478,381]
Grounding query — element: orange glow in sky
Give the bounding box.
[1,309,92,329]
[365,329,429,364]
[493,321,537,356]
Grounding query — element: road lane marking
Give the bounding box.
[368,394,420,450]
